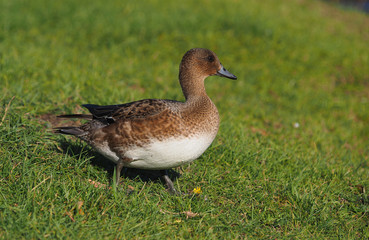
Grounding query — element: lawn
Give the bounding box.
[1,0,368,238]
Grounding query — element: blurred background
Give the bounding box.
[1,0,368,238]
[326,0,369,12]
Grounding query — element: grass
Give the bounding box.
[1,0,369,238]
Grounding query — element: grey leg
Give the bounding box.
[161,170,178,195]
[116,159,125,185]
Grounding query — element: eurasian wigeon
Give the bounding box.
[56,48,237,193]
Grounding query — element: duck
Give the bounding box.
[55,48,237,193]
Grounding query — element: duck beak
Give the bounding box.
[216,65,237,80]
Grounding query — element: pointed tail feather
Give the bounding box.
[57,114,92,120]
[54,127,85,136]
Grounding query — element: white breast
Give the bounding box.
[124,134,215,170]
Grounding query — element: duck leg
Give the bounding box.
[161,170,178,195]
[115,158,125,185]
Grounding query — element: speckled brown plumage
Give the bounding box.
[55,48,237,191]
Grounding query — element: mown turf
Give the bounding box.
[1,0,368,238]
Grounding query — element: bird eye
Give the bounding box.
[207,55,215,62]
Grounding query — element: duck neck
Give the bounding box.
[179,68,207,103]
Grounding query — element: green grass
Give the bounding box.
[1,0,369,238]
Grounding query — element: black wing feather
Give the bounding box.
[82,104,124,118]
[82,99,175,122]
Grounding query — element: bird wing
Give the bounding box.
[82,99,180,123]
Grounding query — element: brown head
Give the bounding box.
[179,48,237,100]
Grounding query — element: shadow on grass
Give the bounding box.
[55,138,180,186]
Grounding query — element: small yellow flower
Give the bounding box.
[193,187,202,194]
